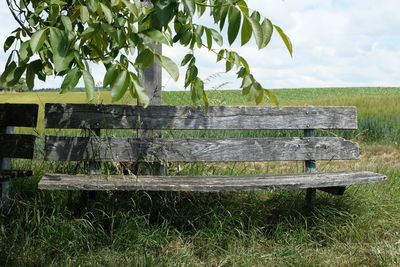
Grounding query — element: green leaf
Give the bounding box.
[228,7,241,45]
[135,48,154,67]
[181,53,193,66]
[239,56,250,73]
[6,66,26,86]
[241,16,252,46]
[185,65,198,88]
[143,30,171,45]
[111,0,119,7]
[159,55,179,81]
[182,0,196,16]
[131,73,149,107]
[217,49,225,62]
[274,25,293,57]
[210,29,223,46]
[61,15,72,31]
[122,0,139,17]
[111,70,129,102]
[100,3,113,24]
[205,28,212,50]
[80,5,90,23]
[248,16,263,49]
[103,64,118,88]
[87,0,98,13]
[26,63,36,90]
[260,19,273,48]
[82,69,95,102]
[3,36,15,52]
[1,61,16,83]
[49,28,74,72]
[219,5,229,30]
[264,89,279,106]
[30,28,47,53]
[61,67,81,93]
[19,41,32,62]
[191,77,204,104]
[237,0,249,16]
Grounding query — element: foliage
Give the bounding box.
[0,77,28,92]
[1,0,292,107]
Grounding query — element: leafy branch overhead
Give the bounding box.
[2,0,292,107]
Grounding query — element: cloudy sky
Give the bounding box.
[0,0,399,90]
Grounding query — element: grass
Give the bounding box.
[0,87,399,266]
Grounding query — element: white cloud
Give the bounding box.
[0,0,399,91]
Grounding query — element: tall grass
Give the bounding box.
[1,87,399,265]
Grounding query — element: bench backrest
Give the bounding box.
[43,104,359,163]
[0,104,38,181]
[0,104,38,159]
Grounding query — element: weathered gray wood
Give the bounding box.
[0,104,38,127]
[0,134,36,159]
[38,171,387,191]
[44,137,360,162]
[140,40,162,106]
[1,126,13,206]
[305,129,317,208]
[44,104,357,130]
[0,170,33,182]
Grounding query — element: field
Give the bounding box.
[0,87,399,266]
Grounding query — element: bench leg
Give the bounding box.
[305,188,316,210]
[1,181,10,207]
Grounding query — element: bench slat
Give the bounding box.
[38,171,386,191]
[0,104,38,127]
[45,104,357,130]
[0,170,33,182]
[44,137,359,162]
[0,134,36,158]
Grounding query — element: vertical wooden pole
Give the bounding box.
[304,129,316,209]
[1,126,13,206]
[137,40,166,176]
[87,128,101,205]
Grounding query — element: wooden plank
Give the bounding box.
[0,170,33,182]
[0,134,36,159]
[44,136,359,162]
[0,104,38,127]
[44,104,357,130]
[38,171,387,191]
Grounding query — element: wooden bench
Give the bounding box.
[0,104,38,205]
[38,104,386,205]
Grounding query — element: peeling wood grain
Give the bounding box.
[45,104,357,130]
[44,137,360,162]
[38,171,387,191]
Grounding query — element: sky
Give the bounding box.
[0,0,399,91]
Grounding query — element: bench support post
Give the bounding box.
[1,126,13,207]
[304,129,316,210]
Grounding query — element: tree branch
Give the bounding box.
[6,0,32,36]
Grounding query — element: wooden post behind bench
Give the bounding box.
[304,129,316,209]
[138,40,167,176]
[1,126,13,206]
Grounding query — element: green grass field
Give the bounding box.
[0,87,399,266]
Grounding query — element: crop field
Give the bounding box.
[0,87,399,266]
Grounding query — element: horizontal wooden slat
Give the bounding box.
[0,170,33,182]
[45,104,357,130]
[0,103,38,127]
[0,134,36,158]
[38,171,387,191]
[44,137,359,162]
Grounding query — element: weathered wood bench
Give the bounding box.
[0,104,38,205]
[38,104,386,205]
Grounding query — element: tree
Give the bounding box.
[1,0,292,107]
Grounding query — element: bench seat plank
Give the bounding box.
[38,171,386,192]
